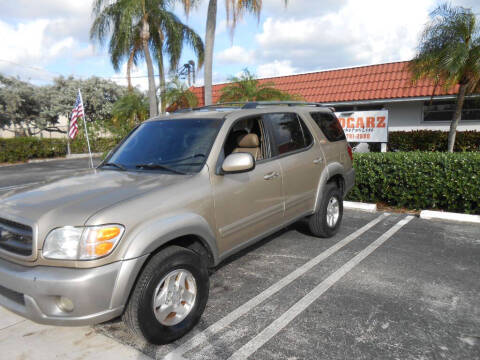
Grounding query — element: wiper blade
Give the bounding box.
[135,163,186,174]
[166,154,206,163]
[102,162,127,171]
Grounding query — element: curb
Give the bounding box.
[419,210,480,224]
[0,154,103,167]
[345,201,480,224]
[65,153,103,159]
[26,154,102,164]
[343,201,377,213]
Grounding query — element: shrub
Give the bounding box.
[387,130,480,152]
[347,152,480,214]
[0,137,120,163]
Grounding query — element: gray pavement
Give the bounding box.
[0,160,479,360]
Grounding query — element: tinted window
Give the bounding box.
[310,112,346,142]
[267,113,313,155]
[107,119,221,173]
[424,99,480,121]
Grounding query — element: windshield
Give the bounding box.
[104,119,222,174]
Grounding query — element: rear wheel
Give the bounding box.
[123,246,209,344]
[308,182,343,238]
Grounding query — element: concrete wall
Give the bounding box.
[386,101,480,131]
[0,115,112,139]
[0,115,69,139]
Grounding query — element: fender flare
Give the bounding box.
[121,212,219,264]
[313,162,345,213]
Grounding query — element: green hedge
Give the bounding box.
[0,137,119,163]
[387,130,480,152]
[347,152,480,214]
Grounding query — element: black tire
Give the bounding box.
[123,245,209,344]
[308,182,343,238]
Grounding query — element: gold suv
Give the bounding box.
[0,102,354,344]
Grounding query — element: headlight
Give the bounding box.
[43,224,125,260]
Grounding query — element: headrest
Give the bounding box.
[237,133,259,148]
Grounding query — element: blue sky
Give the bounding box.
[0,0,479,90]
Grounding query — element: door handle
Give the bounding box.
[264,171,279,180]
[313,157,323,164]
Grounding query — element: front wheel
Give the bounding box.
[308,182,343,238]
[123,245,209,344]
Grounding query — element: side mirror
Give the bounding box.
[222,153,255,174]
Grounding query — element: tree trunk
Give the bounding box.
[127,49,135,91]
[142,19,158,117]
[447,83,467,152]
[157,36,166,114]
[204,0,217,106]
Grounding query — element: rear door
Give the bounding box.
[264,112,324,221]
[309,112,350,168]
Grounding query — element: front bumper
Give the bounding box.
[0,255,147,326]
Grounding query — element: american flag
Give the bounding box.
[69,90,84,139]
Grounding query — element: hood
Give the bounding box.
[0,169,190,229]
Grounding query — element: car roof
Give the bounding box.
[146,110,229,122]
[146,103,334,122]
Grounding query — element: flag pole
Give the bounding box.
[66,113,71,156]
[78,89,94,169]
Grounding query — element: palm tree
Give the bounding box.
[91,0,159,117]
[164,77,199,111]
[410,3,480,152]
[219,68,300,102]
[92,1,204,116]
[111,92,150,136]
[179,0,288,106]
[150,11,204,114]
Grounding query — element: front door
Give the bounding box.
[212,116,284,254]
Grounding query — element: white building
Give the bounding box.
[191,61,480,132]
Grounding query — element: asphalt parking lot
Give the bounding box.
[1,159,479,360]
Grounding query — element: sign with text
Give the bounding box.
[335,110,388,143]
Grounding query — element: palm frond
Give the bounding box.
[219,68,299,102]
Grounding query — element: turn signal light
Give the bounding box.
[97,227,121,241]
[94,242,114,256]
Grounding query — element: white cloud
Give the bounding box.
[0,19,76,81]
[257,60,296,78]
[215,19,228,36]
[262,0,347,20]
[0,0,94,81]
[73,44,97,59]
[1,0,92,20]
[111,63,150,92]
[216,45,255,65]
[253,0,436,74]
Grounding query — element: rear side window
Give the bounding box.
[266,113,313,155]
[310,112,346,142]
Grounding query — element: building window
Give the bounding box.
[355,104,385,111]
[423,98,480,121]
[334,104,385,113]
[335,106,354,112]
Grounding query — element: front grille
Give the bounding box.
[0,284,25,305]
[0,218,33,256]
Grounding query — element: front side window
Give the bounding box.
[310,112,346,142]
[105,119,221,173]
[266,113,313,156]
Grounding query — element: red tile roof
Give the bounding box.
[190,61,460,106]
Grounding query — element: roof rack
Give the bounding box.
[240,101,326,108]
[192,101,329,112]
